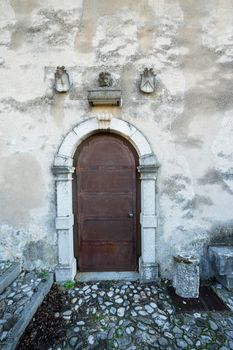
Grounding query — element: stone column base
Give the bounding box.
[55,259,77,282]
[139,258,159,283]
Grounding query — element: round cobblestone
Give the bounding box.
[15,280,233,350]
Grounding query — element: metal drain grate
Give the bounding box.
[167,286,230,313]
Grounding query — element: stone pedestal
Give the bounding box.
[173,255,200,298]
[209,246,233,290]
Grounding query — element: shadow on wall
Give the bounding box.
[209,224,233,246]
[23,240,57,271]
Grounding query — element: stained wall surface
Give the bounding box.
[0,0,233,277]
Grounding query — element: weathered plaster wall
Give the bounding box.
[0,0,233,277]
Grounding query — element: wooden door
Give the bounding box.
[73,133,140,272]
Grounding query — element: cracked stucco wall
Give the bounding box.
[0,0,233,277]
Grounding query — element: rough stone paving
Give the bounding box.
[17,281,233,350]
[0,267,47,347]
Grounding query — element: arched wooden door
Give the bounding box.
[73,133,140,272]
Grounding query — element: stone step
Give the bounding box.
[0,262,21,294]
[76,271,140,282]
[212,282,233,311]
[0,270,53,350]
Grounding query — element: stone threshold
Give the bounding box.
[1,273,53,350]
[76,272,140,282]
[0,263,21,294]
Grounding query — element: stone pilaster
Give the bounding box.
[52,165,76,281]
[138,155,160,282]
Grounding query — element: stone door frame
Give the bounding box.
[52,117,160,282]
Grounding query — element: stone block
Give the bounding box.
[209,246,233,276]
[110,118,137,139]
[55,215,74,230]
[0,263,21,294]
[88,89,121,106]
[53,155,73,167]
[209,246,233,290]
[58,131,79,157]
[55,259,77,282]
[139,258,159,283]
[131,130,152,157]
[140,215,157,228]
[73,119,99,140]
[173,255,200,298]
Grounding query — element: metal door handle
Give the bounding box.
[128,212,134,218]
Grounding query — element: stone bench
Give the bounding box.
[209,246,233,290]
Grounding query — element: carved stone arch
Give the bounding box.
[53,117,160,281]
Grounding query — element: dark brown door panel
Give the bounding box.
[73,133,140,272]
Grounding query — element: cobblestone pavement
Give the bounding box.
[18,280,233,350]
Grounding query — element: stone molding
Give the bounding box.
[53,117,160,282]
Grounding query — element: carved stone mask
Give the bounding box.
[98,72,113,88]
